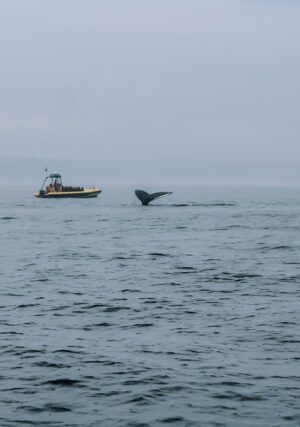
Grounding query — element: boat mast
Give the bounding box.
[40,167,48,191]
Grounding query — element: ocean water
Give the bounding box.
[0,186,299,427]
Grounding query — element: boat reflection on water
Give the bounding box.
[34,170,101,199]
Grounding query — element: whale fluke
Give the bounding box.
[135,190,172,205]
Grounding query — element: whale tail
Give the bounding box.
[135,190,172,205]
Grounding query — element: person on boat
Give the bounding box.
[54,179,63,192]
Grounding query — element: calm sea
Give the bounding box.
[0,186,299,427]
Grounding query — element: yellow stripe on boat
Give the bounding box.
[35,188,101,198]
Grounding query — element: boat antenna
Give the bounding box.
[40,167,48,191]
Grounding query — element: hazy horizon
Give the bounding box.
[1,157,300,188]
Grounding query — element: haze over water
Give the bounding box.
[0,186,299,426]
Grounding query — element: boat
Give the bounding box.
[34,170,101,198]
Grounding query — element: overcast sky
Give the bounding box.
[0,0,299,164]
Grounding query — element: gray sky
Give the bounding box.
[0,0,299,164]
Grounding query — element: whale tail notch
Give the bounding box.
[135,189,172,205]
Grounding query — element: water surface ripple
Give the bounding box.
[0,187,299,426]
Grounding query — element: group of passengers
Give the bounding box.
[62,186,84,192]
[46,179,84,193]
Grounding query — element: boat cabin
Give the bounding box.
[46,173,63,193]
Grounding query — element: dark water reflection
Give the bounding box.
[0,187,299,426]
